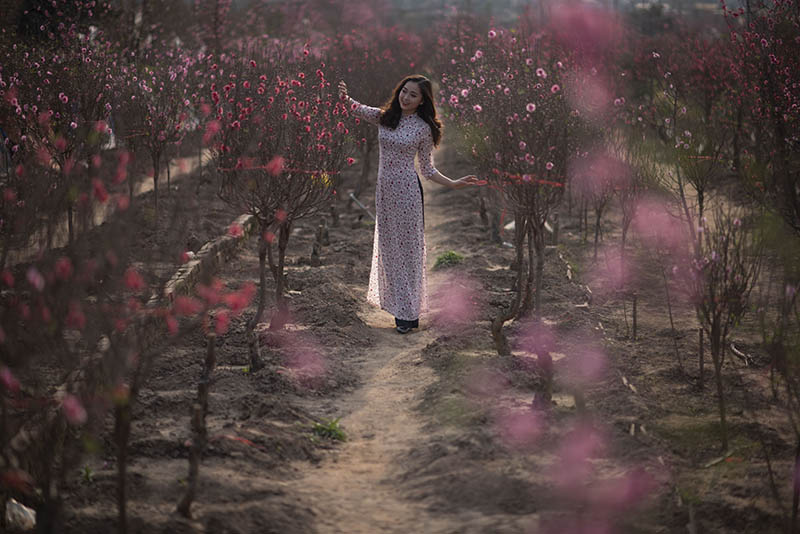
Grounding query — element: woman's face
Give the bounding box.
[399,81,423,114]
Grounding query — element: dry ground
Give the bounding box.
[58,141,794,533]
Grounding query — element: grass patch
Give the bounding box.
[312,418,347,442]
[434,250,464,269]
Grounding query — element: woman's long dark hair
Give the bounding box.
[379,75,442,147]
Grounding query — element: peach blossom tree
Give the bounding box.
[212,41,349,368]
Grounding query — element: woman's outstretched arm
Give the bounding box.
[418,129,484,189]
[338,81,381,125]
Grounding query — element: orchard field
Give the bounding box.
[1,1,799,532]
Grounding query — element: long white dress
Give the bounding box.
[347,97,438,321]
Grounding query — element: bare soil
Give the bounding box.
[60,142,793,533]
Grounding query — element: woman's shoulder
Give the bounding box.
[412,115,433,138]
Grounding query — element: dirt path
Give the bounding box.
[283,178,467,533]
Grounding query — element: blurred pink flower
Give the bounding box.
[430,274,479,332]
[632,197,686,252]
[54,257,73,280]
[0,366,20,393]
[550,422,606,493]
[62,394,87,425]
[26,267,45,292]
[92,179,109,203]
[228,223,244,237]
[550,4,619,66]
[65,301,86,330]
[266,155,285,176]
[165,314,179,335]
[124,267,145,291]
[494,407,542,451]
[215,310,230,335]
[174,296,204,316]
[464,366,510,399]
[562,342,607,387]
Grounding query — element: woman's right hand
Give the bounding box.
[458,175,487,188]
[338,80,348,101]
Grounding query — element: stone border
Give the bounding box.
[158,213,257,304]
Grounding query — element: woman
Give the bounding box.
[338,75,482,334]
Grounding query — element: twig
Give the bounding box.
[177,334,217,518]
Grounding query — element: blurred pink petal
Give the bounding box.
[586,244,632,291]
[464,366,510,399]
[62,394,88,425]
[516,319,556,357]
[1,367,20,393]
[549,422,606,493]
[570,151,630,200]
[562,343,607,387]
[494,407,543,451]
[550,4,620,63]
[431,274,479,331]
[633,197,687,252]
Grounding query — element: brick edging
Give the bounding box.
[156,213,257,305]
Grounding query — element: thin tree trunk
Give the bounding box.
[177,335,217,518]
[152,152,160,222]
[593,207,602,261]
[533,223,546,317]
[0,241,8,271]
[114,403,131,534]
[662,265,683,372]
[551,210,560,245]
[166,147,171,198]
[519,217,535,317]
[791,438,800,534]
[67,204,74,245]
[479,194,489,227]
[733,106,743,175]
[46,216,55,250]
[491,213,526,356]
[711,327,728,451]
[582,202,589,244]
[248,230,269,371]
[699,328,705,389]
[128,165,135,203]
[620,225,628,291]
[269,221,292,330]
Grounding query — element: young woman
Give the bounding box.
[338,75,482,334]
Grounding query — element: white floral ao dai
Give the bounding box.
[347,97,439,321]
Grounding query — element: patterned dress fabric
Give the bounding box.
[348,97,439,321]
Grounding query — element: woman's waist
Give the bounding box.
[378,164,418,176]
